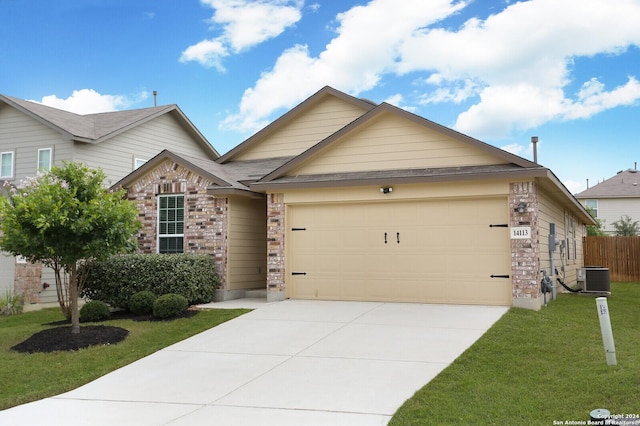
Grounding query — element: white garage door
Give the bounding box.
[288,198,511,305]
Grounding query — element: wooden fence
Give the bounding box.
[583,236,640,282]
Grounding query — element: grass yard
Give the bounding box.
[391,282,640,425]
[0,307,249,410]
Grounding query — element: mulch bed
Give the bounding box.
[11,325,130,354]
[11,310,199,354]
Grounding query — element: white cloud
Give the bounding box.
[34,89,147,114]
[563,77,640,120]
[420,78,481,104]
[564,179,587,195]
[383,93,417,112]
[397,0,640,138]
[180,0,303,71]
[222,0,464,132]
[222,0,640,137]
[500,143,525,156]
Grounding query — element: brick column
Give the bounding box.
[15,261,43,304]
[266,193,285,301]
[510,182,542,310]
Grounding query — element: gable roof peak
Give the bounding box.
[217,86,377,163]
[1,94,218,158]
[576,167,640,198]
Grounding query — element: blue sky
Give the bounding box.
[2,0,640,194]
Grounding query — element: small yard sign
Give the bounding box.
[510,226,531,239]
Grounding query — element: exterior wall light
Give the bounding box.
[380,187,393,194]
[515,201,527,213]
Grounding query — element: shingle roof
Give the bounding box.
[575,169,640,198]
[0,94,175,141]
[251,164,539,188]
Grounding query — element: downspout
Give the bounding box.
[549,223,557,301]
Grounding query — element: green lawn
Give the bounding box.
[0,307,249,410]
[391,282,640,425]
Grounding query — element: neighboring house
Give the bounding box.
[116,86,594,310]
[0,94,219,303]
[575,168,640,234]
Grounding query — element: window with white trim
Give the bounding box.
[585,200,598,217]
[38,148,52,173]
[1,151,14,179]
[158,195,184,254]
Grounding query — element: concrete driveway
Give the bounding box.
[0,300,508,425]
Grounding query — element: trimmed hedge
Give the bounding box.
[128,290,157,315]
[80,300,111,322]
[153,293,188,319]
[81,254,220,310]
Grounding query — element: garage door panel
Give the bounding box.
[288,198,511,305]
[446,278,511,305]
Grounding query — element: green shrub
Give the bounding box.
[153,293,188,319]
[81,254,220,309]
[128,290,157,315]
[0,290,23,316]
[79,300,111,322]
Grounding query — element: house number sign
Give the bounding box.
[510,226,531,239]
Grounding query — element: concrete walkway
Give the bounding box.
[0,300,508,425]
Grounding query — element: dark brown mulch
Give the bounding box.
[11,325,129,354]
[11,310,198,354]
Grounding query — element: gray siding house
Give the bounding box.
[576,168,640,234]
[0,94,219,303]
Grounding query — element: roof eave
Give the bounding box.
[251,167,549,191]
[112,149,230,190]
[257,102,540,183]
[206,187,265,199]
[0,95,77,141]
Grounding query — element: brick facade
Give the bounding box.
[510,181,541,309]
[127,159,229,289]
[266,193,285,298]
[14,261,43,304]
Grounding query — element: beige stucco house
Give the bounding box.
[116,86,594,310]
[576,167,640,234]
[0,94,219,303]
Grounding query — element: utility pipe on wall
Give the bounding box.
[549,223,557,301]
[596,297,617,366]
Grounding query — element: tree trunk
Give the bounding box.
[69,263,80,334]
[54,264,71,320]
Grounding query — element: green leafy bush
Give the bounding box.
[81,254,220,309]
[153,294,188,319]
[0,290,23,316]
[128,290,157,315]
[79,300,111,322]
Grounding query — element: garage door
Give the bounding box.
[288,198,511,305]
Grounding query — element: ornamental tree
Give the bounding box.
[0,162,141,334]
[612,215,640,236]
[585,207,607,236]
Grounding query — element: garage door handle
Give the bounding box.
[292,272,307,276]
[489,224,509,228]
[384,232,387,244]
[490,274,510,278]
[396,232,400,244]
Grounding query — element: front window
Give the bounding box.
[1,151,14,179]
[158,195,184,254]
[38,148,52,173]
